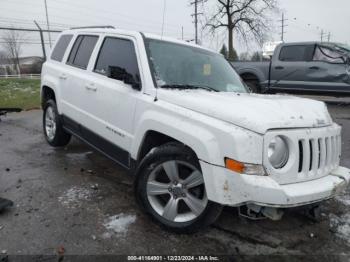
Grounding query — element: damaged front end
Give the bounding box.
[239,204,284,221]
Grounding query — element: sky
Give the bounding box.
[0,0,349,57]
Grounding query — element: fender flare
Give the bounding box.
[130,111,222,166]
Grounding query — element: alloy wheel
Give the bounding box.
[147,160,208,223]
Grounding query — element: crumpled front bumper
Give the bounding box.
[200,161,350,207]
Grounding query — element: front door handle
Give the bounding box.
[309,66,320,70]
[85,83,97,92]
[59,74,67,80]
[275,66,284,70]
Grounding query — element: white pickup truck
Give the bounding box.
[41,26,350,232]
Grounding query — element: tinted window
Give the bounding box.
[67,35,98,69]
[51,34,73,62]
[94,37,141,83]
[67,35,83,64]
[279,45,314,62]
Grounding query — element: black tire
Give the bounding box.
[246,80,261,93]
[134,143,223,233]
[43,99,71,147]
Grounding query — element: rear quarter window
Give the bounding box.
[50,34,73,62]
[67,35,99,69]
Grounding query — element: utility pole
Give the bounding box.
[181,26,184,40]
[44,0,52,47]
[278,13,288,42]
[327,32,331,42]
[320,30,327,42]
[34,21,47,61]
[190,0,206,45]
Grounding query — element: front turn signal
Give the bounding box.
[225,158,245,173]
[225,158,266,176]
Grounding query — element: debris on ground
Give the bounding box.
[58,187,94,207]
[336,195,350,207]
[90,184,98,190]
[103,213,136,236]
[57,245,65,255]
[57,245,65,262]
[329,213,350,245]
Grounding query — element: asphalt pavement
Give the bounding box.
[0,104,349,259]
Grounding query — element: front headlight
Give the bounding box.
[268,136,289,169]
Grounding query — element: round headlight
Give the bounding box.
[268,136,289,169]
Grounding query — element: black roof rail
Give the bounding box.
[70,25,115,30]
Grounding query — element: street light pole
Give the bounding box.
[44,0,52,48]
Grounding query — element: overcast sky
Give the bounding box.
[1,0,349,56]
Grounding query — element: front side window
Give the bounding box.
[67,35,98,69]
[313,46,345,64]
[279,45,314,62]
[94,37,141,83]
[51,34,73,62]
[145,38,247,93]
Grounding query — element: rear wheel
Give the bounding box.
[43,99,71,147]
[135,143,222,233]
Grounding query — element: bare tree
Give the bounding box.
[0,50,6,64]
[206,0,278,60]
[1,30,24,75]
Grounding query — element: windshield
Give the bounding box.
[145,38,247,93]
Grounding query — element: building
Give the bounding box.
[0,56,44,75]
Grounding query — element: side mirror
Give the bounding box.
[107,66,141,90]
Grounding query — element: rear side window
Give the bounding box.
[67,35,98,69]
[279,45,314,62]
[313,46,345,64]
[51,34,73,62]
[94,37,141,82]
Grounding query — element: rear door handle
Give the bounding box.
[275,66,284,70]
[309,66,319,70]
[59,74,67,80]
[85,83,97,92]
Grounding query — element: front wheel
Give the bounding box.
[135,143,222,233]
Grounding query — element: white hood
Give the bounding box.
[157,89,333,134]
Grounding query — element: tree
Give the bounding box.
[0,51,7,75]
[220,44,238,61]
[1,30,24,75]
[239,52,250,61]
[206,0,278,60]
[251,51,262,61]
[0,50,6,60]
[229,46,238,61]
[220,44,228,59]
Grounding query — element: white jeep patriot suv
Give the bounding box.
[41,26,350,232]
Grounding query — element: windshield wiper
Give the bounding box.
[160,84,219,92]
